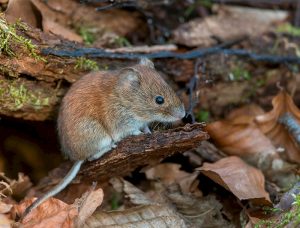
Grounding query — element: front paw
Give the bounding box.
[132,130,143,136]
[143,126,151,134]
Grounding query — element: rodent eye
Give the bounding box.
[155,96,164,105]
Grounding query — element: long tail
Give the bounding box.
[22,160,84,219]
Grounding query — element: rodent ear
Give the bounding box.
[118,68,141,88]
[139,58,155,69]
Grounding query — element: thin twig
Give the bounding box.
[186,59,203,124]
[42,46,300,64]
[213,0,295,8]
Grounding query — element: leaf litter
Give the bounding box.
[1,1,300,227]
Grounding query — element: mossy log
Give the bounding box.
[0,18,133,121]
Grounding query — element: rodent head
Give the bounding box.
[115,58,185,123]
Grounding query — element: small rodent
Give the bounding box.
[23,58,185,217]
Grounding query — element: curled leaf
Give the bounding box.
[0,214,11,228]
[14,198,78,228]
[199,156,271,205]
[173,6,287,47]
[0,202,12,214]
[144,163,199,194]
[206,119,279,171]
[76,186,104,226]
[255,91,300,163]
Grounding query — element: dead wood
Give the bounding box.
[0,24,137,121]
[213,0,295,8]
[33,124,209,193]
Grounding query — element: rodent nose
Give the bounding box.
[173,106,186,119]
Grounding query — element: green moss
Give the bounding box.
[77,26,96,45]
[196,110,210,122]
[74,57,99,71]
[255,194,300,228]
[0,15,46,61]
[113,36,131,47]
[229,65,251,81]
[0,80,50,110]
[110,192,121,210]
[276,23,300,37]
[0,64,19,77]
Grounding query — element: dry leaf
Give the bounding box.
[0,214,11,228]
[144,163,199,194]
[29,0,143,46]
[76,186,104,226]
[199,156,271,205]
[226,104,265,124]
[255,91,300,163]
[0,202,12,214]
[206,103,298,188]
[10,173,32,198]
[206,120,278,170]
[85,178,187,227]
[166,184,234,227]
[5,0,39,27]
[173,5,287,47]
[43,18,83,43]
[110,178,153,206]
[31,0,83,43]
[14,198,78,228]
[0,173,32,198]
[83,204,187,228]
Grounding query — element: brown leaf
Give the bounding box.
[30,0,143,46]
[10,173,32,199]
[110,178,153,206]
[199,156,271,205]
[173,5,287,47]
[84,178,187,227]
[75,186,104,226]
[5,0,39,27]
[144,163,199,194]
[43,18,83,43]
[31,0,83,43]
[14,198,78,228]
[206,120,278,167]
[0,173,32,198]
[0,201,12,214]
[166,184,235,227]
[226,104,265,124]
[255,91,300,163]
[83,204,187,228]
[0,214,11,228]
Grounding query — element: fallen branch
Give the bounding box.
[212,0,295,8]
[42,46,300,64]
[34,124,209,192]
[81,123,208,180]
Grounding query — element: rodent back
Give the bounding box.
[57,72,118,160]
[57,61,185,160]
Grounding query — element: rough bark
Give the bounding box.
[34,124,209,192]
[0,25,133,121]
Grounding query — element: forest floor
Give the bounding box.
[0,0,300,227]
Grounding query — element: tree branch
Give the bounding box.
[34,124,209,192]
[42,46,300,64]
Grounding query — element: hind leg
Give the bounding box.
[88,144,117,161]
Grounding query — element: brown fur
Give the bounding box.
[58,59,185,161]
